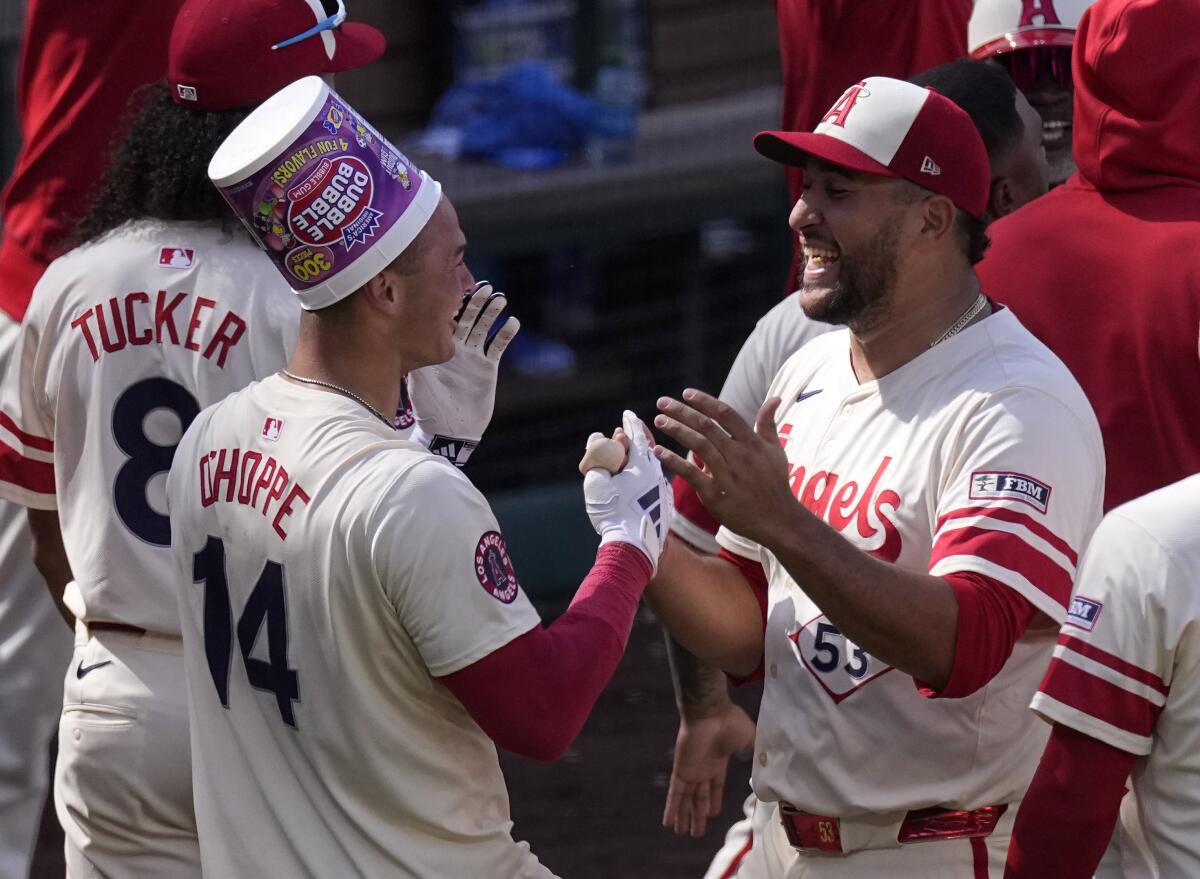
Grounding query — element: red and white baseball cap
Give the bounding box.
[969,0,1092,58]
[169,0,386,112]
[754,77,990,219]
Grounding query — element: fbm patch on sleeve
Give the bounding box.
[969,471,1051,514]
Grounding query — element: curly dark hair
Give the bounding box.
[73,81,251,245]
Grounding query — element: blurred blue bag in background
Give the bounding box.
[420,61,600,169]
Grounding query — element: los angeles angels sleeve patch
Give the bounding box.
[969,471,1051,514]
[474,531,520,604]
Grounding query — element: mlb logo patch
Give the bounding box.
[1065,596,1103,631]
[176,84,198,102]
[159,247,195,268]
[262,417,283,441]
[969,471,1051,513]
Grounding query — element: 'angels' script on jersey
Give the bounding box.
[790,615,892,703]
[70,291,247,367]
[198,448,311,540]
[782,423,902,563]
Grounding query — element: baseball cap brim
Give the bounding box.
[324,22,387,73]
[753,130,900,180]
[970,28,1076,59]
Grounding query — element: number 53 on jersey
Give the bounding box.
[789,615,892,703]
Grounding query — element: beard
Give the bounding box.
[800,219,902,332]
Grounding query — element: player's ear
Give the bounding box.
[358,268,405,316]
[988,176,1017,221]
[914,193,957,247]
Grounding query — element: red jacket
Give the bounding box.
[976,0,1200,512]
[0,0,182,320]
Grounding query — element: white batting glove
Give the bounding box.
[409,281,520,466]
[583,410,675,573]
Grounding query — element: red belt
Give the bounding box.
[779,803,1008,853]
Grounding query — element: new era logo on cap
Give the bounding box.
[159,247,195,268]
[920,156,941,175]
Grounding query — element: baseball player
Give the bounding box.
[1003,469,1200,876]
[664,60,1053,876]
[0,3,184,872]
[166,76,673,877]
[968,0,1094,186]
[772,0,970,293]
[0,2,407,875]
[645,76,1104,877]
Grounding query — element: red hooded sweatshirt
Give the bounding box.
[977,0,1200,512]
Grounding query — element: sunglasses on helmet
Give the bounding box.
[993,47,1073,94]
[272,0,347,51]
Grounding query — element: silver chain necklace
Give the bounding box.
[280,370,395,430]
[930,293,989,348]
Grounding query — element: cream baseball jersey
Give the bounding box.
[671,292,832,553]
[0,220,299,633]
[717,307,1104,815]
[1031,474,1200,878]
[166,374,553,878]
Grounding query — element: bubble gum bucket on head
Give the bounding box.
[209,75,441,310]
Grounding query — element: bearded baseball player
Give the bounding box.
[0,1,422,874]
[665,61,1053,878]
[162,76,673,877]
[644,76,1104,877]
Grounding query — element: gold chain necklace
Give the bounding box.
[280,370,394,430]
[930,293,988,348]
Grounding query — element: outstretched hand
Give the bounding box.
[662,701,756,837]
[653,389,795,546]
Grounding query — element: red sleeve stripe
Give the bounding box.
[1038,655,1161,738]
[671,474,720,543]
[0,441,55,495]
[937,506,1078,566]
[930,526,1073,609]
[0,410,52,453]
[1058,633,1169,697]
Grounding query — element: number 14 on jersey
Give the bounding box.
[193,537,301,728]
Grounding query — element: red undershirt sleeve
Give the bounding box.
[718,546,768,686]
[440,542,651,762]
[918,571,1038,699]
[1005,723,1134,879]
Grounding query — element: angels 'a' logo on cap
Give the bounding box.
[1020,0,1062,26]
[820,81,872,128]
